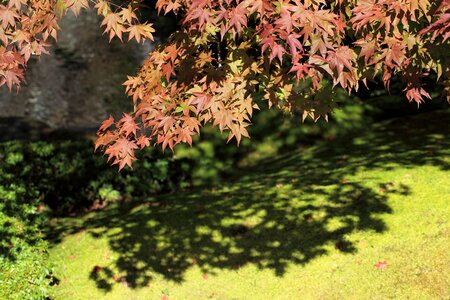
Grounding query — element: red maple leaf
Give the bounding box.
[98,115,115,132]
[184,7,212,28]
[118,113,139,137]
[374,260,388,270]
[229,4,247,33]
[285,33,303,57]
[248,0,273,16]
[269,43,286,63]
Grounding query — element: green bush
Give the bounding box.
[0,224,53,300]
[0,140,193,214]
[0,179,53,299]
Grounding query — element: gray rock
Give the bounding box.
[0,10,153,139]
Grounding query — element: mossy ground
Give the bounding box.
[47,110,450,299]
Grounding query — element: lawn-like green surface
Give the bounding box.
[48,111,450,299]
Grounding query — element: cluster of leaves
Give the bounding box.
[2,0,449,169]
[97,0,450,169]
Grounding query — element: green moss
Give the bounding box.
[47,110,450,299]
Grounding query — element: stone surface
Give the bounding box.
[0,11,153,138]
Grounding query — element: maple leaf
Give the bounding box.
[420,12,450,42]
[229,3,248,33]
[351,1,385,33]
[285,33,303,57]
[12,29,29,45]
[65,0,89,16]
[182,116,201,133]
[0,5,19,29]
[247,0,273,16]
[227,122,250,145]
[7,0,27,10]
[157,0,181,15]
[123,76,142,93]
[118,153,135,170]
[118,113,139,137]
[275,7,297,33]
[127,23,155,43]
[327,46,355,74]
[175,126,194,145]
[158,116,176,133]
[289,60,310,80]
[374,260,388,270]
[105,137,138,170]
[95,131,119,151]
[136,135,151,149]
[94,0,110,16]
[164,44,179,63]
[119,6,137,24]
[310,35,328,56]
[269,43,286,64]
[355,38,377,64]
[190,92,211,112]
[0,49,19,64]
[158,133,175,152]
[0,29,8,45]
[382,40,405,68]
[185,7,212,29]
[101,12,120,32]
[98,115,115,132]
[1,68,24,91]
[161,62,174,81]
[404,86,431,105]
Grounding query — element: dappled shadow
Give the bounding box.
[47,110,449,291]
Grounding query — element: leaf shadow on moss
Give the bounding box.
[47,110,449,291]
